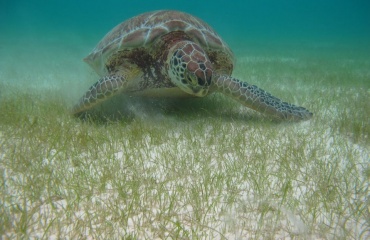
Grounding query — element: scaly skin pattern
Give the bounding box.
[166,41,213,97]
[72,10,312,120]
[72,75,127,115]
[72,39,313,120]
[212,75,313,120]
[165,41,312,120]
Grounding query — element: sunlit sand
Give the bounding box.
[1,32,369,239]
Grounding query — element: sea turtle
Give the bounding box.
[72,10,312,120]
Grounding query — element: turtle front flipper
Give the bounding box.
[213,74,312,121]
[72,74,129,116]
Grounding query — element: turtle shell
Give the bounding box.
[84,10,234,77]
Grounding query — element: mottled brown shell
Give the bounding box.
[84,10,234,77]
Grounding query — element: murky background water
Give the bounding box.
[1,0,369,101]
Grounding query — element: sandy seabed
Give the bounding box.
[1,32,369,239]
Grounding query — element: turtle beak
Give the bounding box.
[192,86,208,97]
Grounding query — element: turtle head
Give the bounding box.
[167,41,213,97]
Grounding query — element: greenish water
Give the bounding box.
[1,1,370,238]
[3,0,370,41]
[1,0,370,82]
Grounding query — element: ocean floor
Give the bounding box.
[0,31,369,239]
